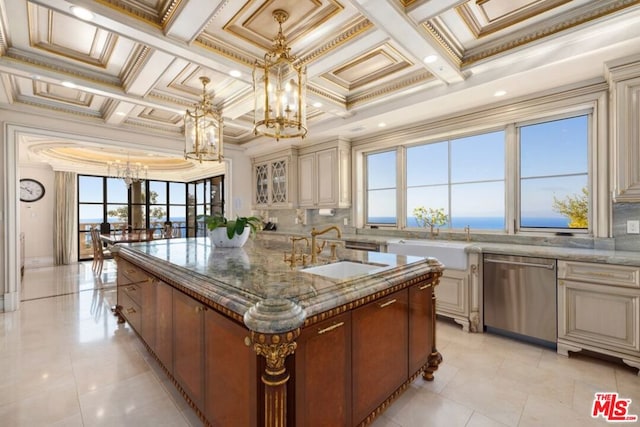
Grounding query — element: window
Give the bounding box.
[406,131,505,230]
[366,150,396,225]
[519,115,588,229]
[77,175,224,259]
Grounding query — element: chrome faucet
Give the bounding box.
[310,226,342,263]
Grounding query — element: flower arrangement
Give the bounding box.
[413,206,448,238]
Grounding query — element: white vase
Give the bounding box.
[208,226,250,248]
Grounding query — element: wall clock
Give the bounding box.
[20,178,45,202]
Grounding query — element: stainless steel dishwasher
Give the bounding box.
[483,254,557,347]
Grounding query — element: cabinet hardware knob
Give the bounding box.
[244,336,252,347]
[126,286,136,292]
[126,307,136,314]
[317,321,345,335]
[418,284,431,290]
[378,299,397,308]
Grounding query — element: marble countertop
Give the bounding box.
[113,236,443,333]
[262,230,640,265]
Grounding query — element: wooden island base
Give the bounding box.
[113,242,442,427]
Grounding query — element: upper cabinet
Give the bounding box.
[252,149,298,209]
[608,57,640,202]
[298,139,351,209]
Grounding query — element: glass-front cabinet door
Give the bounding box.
[252,150,297,208]
[271,160,287,204]
[255,163,269,206]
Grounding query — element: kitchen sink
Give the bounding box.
[302,261,391,280]
[386,240,470,270]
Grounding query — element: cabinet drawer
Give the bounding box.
[118,290,142,332]
[119,259,150,284]
[121,282,142,306]
[558,261,640,288]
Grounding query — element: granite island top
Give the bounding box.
[112,236,443,333]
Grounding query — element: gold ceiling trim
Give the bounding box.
[307,84,346,109]
[456,0,571,39]
[147,91,191,108]
[94,0,163,29]
[399,0,419,7]
[137,107,183,125]
[461,0,640,67]
[16,97,103,119]
[121,45,152,92]
[194,34,256,68]
[297,17,374,67]
[346,70,433,109]
[160,0,184,28]
[122,117,183,135]
[5,50,120,86]
[422,18,463,67]
[0,13,7,55]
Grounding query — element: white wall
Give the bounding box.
[19,164,55,267]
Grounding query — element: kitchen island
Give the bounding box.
[111,236,443,426]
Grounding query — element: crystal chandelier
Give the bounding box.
[108,156,148,189]
[185,76,224,162]
[253,9,307,141]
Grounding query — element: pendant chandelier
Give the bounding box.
[185,76,224,162]
[253,9,307,141]
[108,156,148,189]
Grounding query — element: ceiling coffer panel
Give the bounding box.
[33,81,95,107]
[28,4,119,68]
[456,0,571,39]
[93,0,180,28]
[322,44,414,91]
[221,0,344,52]
[137,107,183,125]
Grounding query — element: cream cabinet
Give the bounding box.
[252,149,297,209]
[435,252,481,332]
[298,139,351,209]
[557,260,640,374]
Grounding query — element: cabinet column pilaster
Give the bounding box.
[244,297,305,427]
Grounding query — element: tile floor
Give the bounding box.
[1,261,638,426]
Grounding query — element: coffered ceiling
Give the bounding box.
[2,0,640,170]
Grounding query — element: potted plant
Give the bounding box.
[413,206,448,239]
[202,214,262,247]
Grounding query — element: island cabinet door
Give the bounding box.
[295,312,352,426]
[173,289,205,409]
[154,280,173,374]
[140,278,157,350]
[352,289,409,425]
[409,283,434,374]
[204,309,258,427]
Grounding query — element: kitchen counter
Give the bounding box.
[111,235,444,426]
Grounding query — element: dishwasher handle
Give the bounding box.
[484,258,555,270]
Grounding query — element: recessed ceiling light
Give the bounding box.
[115,111,126,116]
[61,81,76,88]
[229,70,241,78]
[70,6,94,21]
[378,122,386,128]
[494,90,507,97]
[312,102,322,108]
[423,55,438,64]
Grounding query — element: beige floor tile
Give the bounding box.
[0,381,81,427]
[538,351,618,389]
[519,394,609,427]
[465,411,510,427]
[384,387,473,427]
